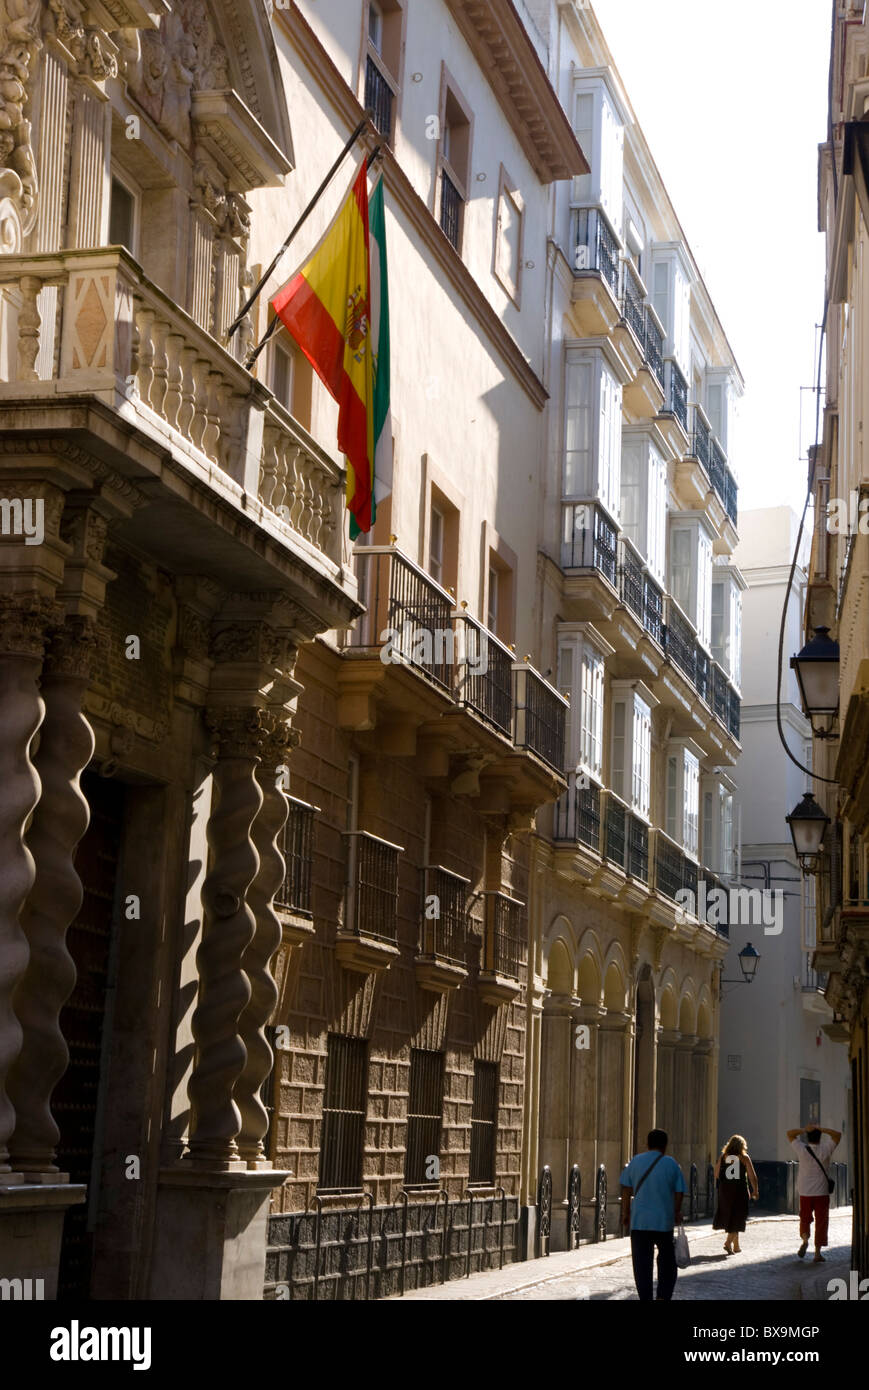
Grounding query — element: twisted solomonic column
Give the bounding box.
[186,706,265,1170]
[233,717,299,1166]
[8,618,96,1172]
[0,596,55,1172]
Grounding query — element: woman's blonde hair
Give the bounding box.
[720,1134,747,1159]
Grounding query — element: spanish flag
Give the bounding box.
[271,161,374,533]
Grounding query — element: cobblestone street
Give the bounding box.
[395,1210,854,1301]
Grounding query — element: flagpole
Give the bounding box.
[226,111,373,345]
[244,145,384,372]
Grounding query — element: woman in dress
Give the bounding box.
[713,1134,759,1254]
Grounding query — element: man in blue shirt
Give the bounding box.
[620,1129,686,1301]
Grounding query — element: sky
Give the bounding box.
[593,0,832,514]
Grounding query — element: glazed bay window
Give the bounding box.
[701,775,735,876]
[650,245,692,376]
[620,429,667,586]
[558,625,610,780]
[668,516,714,649]
[711,567,743,688]
[563,348,622,520]
[571,75,625,237]
[666,740,702,858]
[611,681,656,820]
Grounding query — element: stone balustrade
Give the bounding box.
[0,247,345,568]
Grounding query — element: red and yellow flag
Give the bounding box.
[271,162,375,533]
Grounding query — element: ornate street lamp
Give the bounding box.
[790,627,840,739]
[786,792,831,874]
[719,942,761,995]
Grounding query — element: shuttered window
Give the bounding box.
[405,1049,444,1184]
[319,1035,368,1190]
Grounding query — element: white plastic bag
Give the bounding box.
[674,1222,691,1269]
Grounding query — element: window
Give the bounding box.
[572,92,593,203]
[668,518,714,646]
[666,744,700,856]
[563,349,622,517]
[701,776,734,874]
[649,250,692,373]
[487,565,498,632]
[363,1,403,141]
[437,73,472,254]
[611,682,656,819]
[109,174,137,254]
[494,167,523,303]
[712,572,742,686]
[319,1035,368,1190]
[368,0,383,50]
[269,339,294,411]
[570,77,624,236]
[405,1049,444,1185]
[469,1061,498,1185]
[670,528,692,616]
[429,504,444,584]
[620,433,667,584]
[558,628,608,780]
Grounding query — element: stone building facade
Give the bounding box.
[811,0,869,1284]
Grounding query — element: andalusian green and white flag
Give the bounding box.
[352,175,392,538]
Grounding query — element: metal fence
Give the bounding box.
[455,612,513,736]
[482,891,525,980]
[275,796,317,918]
[513,665,567,772]
[344,831,402,944]
[419,865,469,964]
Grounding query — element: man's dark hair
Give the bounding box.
[648,1129,668,1152]
[806,1127,822,1145]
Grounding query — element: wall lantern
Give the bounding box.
[790,627,840,739]
[786,792,831,874]
[719,942,761,995]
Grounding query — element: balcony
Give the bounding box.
[653,829,698,903]
[415,865,470,992]
[618,262,665,416]
[365,54,395,140]
[349,547,453,689]
[617,538,664,650]
[455,611,514,738]
[701,870,729,937]
[663,598,697,686]
[602,792,649,885]
[513,664,568,772]
[644,310,665,391]
[275,796,318,944]
[337,831,403,973]
[440,169,463,252]
[561,502,618,584]
[571,208,622,335]
[621,259,646,344]
[659,359,690,449]
[554,775,602,854]
[0,248,352,624]
[479,891,525,1004]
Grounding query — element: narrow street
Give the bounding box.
[395,1210,853,1301]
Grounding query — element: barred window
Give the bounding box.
[469,1061,498,1185]
[405,1049,444,1185]
[318,1035,368,1191]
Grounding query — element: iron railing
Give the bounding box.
[275,796,317,918]
[621,259,646,343]
[701,871,729,936]
[663,359,689,433]
[653,829,698,902]
[712,663,729,726]
[440,169,462,250]
[644,309,664,388]
[727,682,741,740]
[603,791,627,871]
[513,665,567,772]
[627,813,650,883]
[573,208,620,298]
[482,891,525,981]
[619,537,645,623]
[561,501,618,586]
[344,831,402,944]
[695,646,711,706]
[554,775,602,853]
[692,406,712,472]
[663,598,697,684]
[365,55,395,138]
[803,959,830,992]
[643,574,664,645]
[351,546,454,690]
[454,612,513,737]
[723,466,738,525]
[419,866,469,965]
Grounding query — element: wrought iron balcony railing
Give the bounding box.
[554,774,602,853]
[663,598,697,685]
[663,359,689,434]
[349,546,454,690]
[803,959,829,993]
[275,796,318,919]
[643,574,664,646]
[727,683,741,741]
[628,812,650,884]
[344,831,403,945]
[365,54,395,138]
[454,611,513,737]
[602,791,649,883]
[619,537,645,623]
[701,871,729,936]
[695,646,711,706]
[712,662,729,726]
[561,502,618,586]
[440,169,463,251]
[653,829,698,902]
[573,208,620,298]
[621,259,646,344]
[723,464,738,525]
[644,309,665,389]
[513,664,567,772]
[482,891,525,981]
[691,405,713,472]
[419,865,470,965]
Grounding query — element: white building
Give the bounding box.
[718,507,850,1175]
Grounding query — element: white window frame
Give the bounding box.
[621,431,667,584]
[667,740,703,858]
[108,168,140,257]
[558,624,613,782]
[701,773,735,876]
[570,74,626,238]
[563,346,622,519]
[668,515,715,647]
[611,680,658,820]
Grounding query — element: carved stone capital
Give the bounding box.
[43,614,98,680]
[0,594,61,660]
[206,705,268,761]
[60,506,109,565]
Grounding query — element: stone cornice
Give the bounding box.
[442,0,588,183]
[275,4,548,410]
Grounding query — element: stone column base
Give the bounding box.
[148,1167,291,1300]
[0,1180,86,1298]
[518,1204,538,1261]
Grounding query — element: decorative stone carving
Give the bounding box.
[125,0,229,151]
[0,0,41,247]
